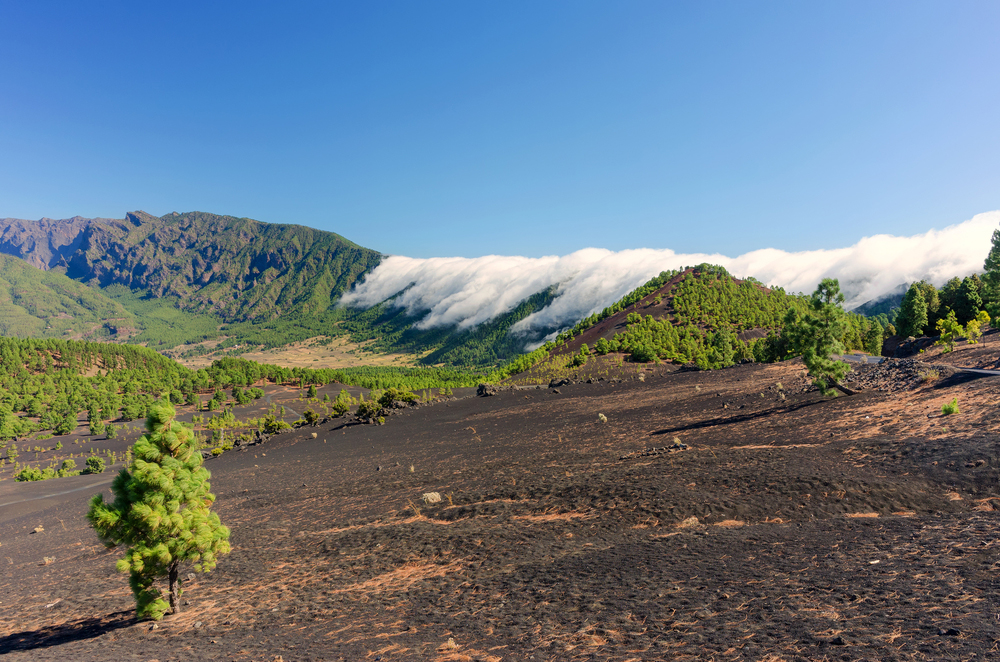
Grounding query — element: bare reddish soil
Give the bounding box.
[3,352,1000,661]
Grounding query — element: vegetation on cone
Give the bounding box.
[87,399,230,620]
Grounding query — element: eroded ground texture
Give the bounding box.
[3,354,1000,661]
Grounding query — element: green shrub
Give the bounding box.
[84,456,106,474]
[630,345,657,363]
[378,388,416,409]
[260,414,290,435]
[355,399,381,420]
[15,466,42,481]
[330,389,353,417]
[942,398,959,416]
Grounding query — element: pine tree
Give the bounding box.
[954,276,983,324]
[87,399,230,621]
[984,223,1000,288]
[915,281,942,334]
[935,310,963,352]
[983,223,1000,320]
[965,310,990,344]
[863,320,885,356]
[895,284,928,339]
[783,278,855,396]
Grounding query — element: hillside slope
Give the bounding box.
[64,211,383,322]
[0,254,136,340]
[0,216,104,270]
[0,211,383,324]
[498,265,886,383]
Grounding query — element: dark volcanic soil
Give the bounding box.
[3,358,1000,661]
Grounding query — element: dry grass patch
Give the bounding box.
[177,335,418,370]
[330,560,465,595]
[734,443,822,450]
[511,510,594,524]
[844,512,880,518]
[973,498,999,512]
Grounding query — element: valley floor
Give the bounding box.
[2,357,1000,660]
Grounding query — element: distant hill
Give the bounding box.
[0,253,136,340]
[334,287,562,370]
[0,214,888,376]
[0,215,106,270]
[0,211,573,369]
[852,283,906,321]
[0,211,382,322]
[0,211,384,349]
[494,265,886,382]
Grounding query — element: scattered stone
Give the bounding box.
[477,383,518,397]
[548,378,571,388]
[851,358,955,393]
[194,621,203,629]
[422,492,442,504]
[32,526,43,534]
[551,388,561,394]
[938,628,961,636]
[830,635,846,645]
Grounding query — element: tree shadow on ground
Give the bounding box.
[649,400,827,435]
[931,371,995,389]
[0,612,134,653]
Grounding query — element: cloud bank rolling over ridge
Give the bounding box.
[340,211,998,340]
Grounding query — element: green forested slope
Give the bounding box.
[0,339,479,444]
[491,265,888,380]
[0,254,136,340]
[66,211,382,323]
[335,287,561,370]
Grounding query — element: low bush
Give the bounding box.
[84,456,106,474]
[15,466,43,481]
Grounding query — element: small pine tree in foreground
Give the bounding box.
[87,399,230,620]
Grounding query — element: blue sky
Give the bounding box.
[1,1,997,259]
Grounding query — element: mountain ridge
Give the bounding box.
[0,210,383,325]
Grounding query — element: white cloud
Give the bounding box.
[339,211,998,339]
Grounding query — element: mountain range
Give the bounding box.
[0,211,561,369]
[0,209,954,371]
